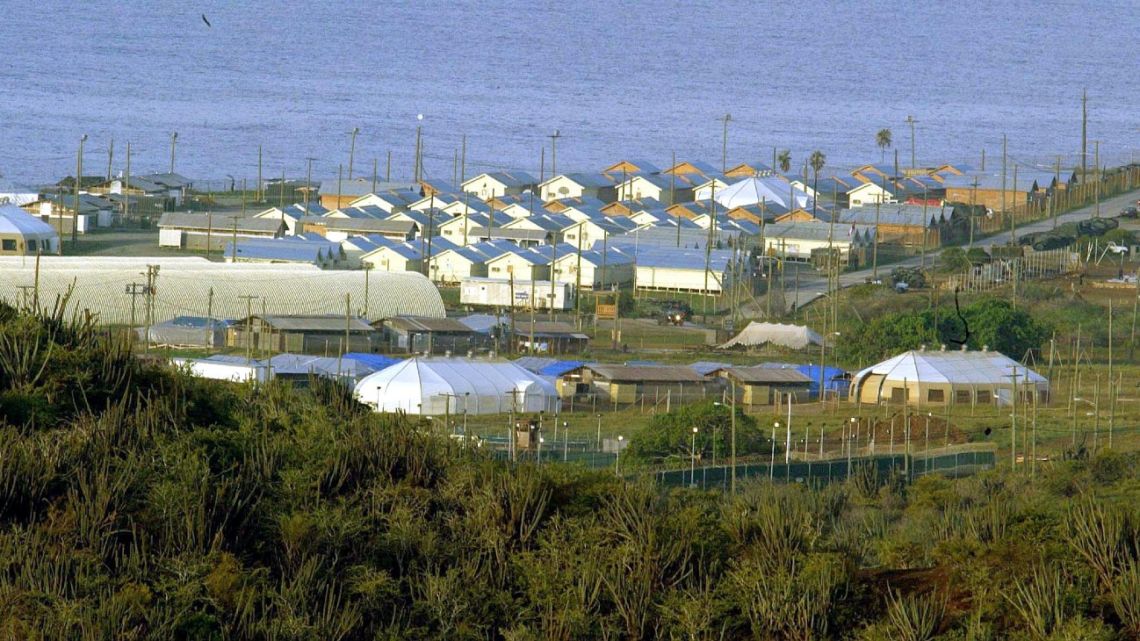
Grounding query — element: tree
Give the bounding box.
[954,297,1049,358]
[809,150,826,219]
[876,129,893,163]
[938,247,971,273]
[777,150,792,174]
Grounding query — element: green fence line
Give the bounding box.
[652,446,996,489]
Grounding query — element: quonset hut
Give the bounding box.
[0,204,59,256]
[0,257,444,324]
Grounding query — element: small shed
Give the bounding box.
[228,315,379,355]
[583,364,710,405]
[515,321,589,354]
[382,316,481,355]
[720,367,813,406]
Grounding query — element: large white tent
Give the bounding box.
[714,176,813,210]
[719,322,823,350]
[850,348,1049,407]
[0,256,443,323]
[354,357,560,415]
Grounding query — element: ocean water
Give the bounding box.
[2,0,1138,187]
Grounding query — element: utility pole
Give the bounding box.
[124,282,147,347]
[386,150,392,182]
[872,198,881,279]
[348,126,360,179]
[672,150,680,247]
[905,115,918,169]
[548,130,562,177]
[143,264,160,354]
[460,134,467,183]
[414,114,424,183]
[238,294,258,366]
[257,145,263,202]
[719,113,732,173]
[305,157,315,216]
[105,137,113,181]
[1081,89,1088,179]
[170,131,178,174]
[969,177,978,247]
[1001,134,1007,226]
[1094,140,1100,218]
[72,134,87,249]
[124,141,131,223]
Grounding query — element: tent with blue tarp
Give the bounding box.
[796,364,849,398]
[342,353,403,372]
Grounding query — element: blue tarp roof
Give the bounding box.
[795,365,849,394]
[342,353,403,371]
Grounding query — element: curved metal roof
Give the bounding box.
[0,204,58,237]
[0,256,444,324]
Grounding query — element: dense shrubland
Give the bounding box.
[0,302,1138,640]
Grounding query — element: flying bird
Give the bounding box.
[201,13,212,27]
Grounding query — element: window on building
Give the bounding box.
[890,387,908,403]
[976,390,992,404]
[26,239,36,251]
[1,239,16,251]
[927,389,945,403]
[955,390,971,404]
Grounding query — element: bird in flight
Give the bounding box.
[201,13,212,27]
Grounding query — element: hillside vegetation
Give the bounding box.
[1,302,1139,640]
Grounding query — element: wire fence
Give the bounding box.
[651,443,997,489]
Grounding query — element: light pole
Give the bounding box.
[690,427,699,488]
[615,435,624,475]
[770,423,778,480]
[563,420,569,461]
[169,131,178,174]
[596,413,602,450]
[548,130,562,177]
[463,392,470,433]
[348,127,360,179]
[414,114,424,183]
[538,436,544,467]
[719,113,732,173]
[905,115,918,170]
[71,134,87,249]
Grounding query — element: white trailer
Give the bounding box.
[460,277,574,311]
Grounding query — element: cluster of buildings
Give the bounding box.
[176,344,1047,418]
[145,157,1081,295]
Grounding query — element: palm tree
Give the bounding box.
[777,150,791,174]
[809,150,826,220]
[876,129,892,164]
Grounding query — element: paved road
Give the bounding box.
[777,187,1140,312]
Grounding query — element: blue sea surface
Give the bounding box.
[2,1,1137,186]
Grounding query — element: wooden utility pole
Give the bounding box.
[257,145,263,202]
[872,198,881,279]
[372,158,378,194]
[71,134,87,250]
[1081,89,1088,178]
[548,129,562,177]
[238,295,258,365]
[1094,140,1100,217]
[106,137,113,181]
[460,134,467,183]
[719,113,732,173]
[124,142,131,223]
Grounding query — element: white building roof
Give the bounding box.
[853,349,1048,386]
[0,204,57,237]
[719,322,823,349]
[0,256,443,324]
[354,357,560,415]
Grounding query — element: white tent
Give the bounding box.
[719,322,823,350]
[354,357,560,415]
[714,177,813,210]
[850,348,1049,407]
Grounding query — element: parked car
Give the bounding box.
[1120,206,1138,218]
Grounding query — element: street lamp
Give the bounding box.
[596,413,602,449]
[563,420,569,461]
[690,427,699,488]
[348,127,360,179]
[615,435,624,475]
[772,422,779,480]
[169,131,178,174]
[538,436,544,466]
